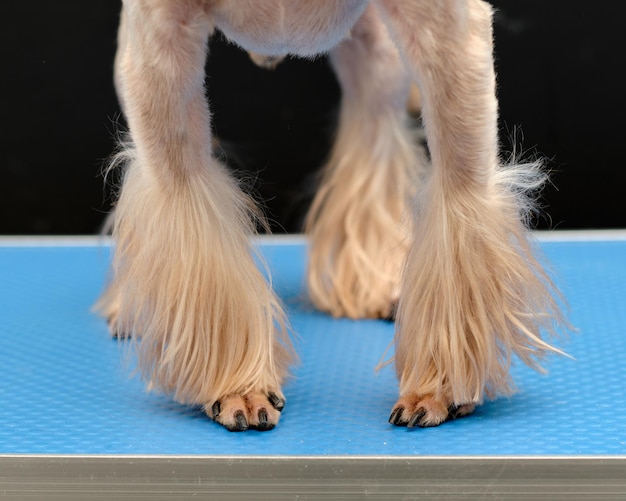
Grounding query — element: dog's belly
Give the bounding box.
[211,0,368,57]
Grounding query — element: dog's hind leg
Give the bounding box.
[305,5,424,320]
[374,0,565,427]
[97,0,293,432]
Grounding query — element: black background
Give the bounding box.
[1,1,625,234]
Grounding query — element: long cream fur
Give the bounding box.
[100,0,565,431]
[305,7,423,320]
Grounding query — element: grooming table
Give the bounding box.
[1,233,625,498]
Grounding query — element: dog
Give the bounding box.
[99,0,565,432]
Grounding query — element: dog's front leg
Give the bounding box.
[305,5,424,320]
[375,0,564,427]
[98,0,293,432]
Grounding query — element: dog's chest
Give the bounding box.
[210,0,368,57]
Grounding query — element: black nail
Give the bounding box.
[234,411,249,431]
[389,407,405,426]
[407,410,426,428]
[268,392,285,411]
[447,404,459,419]
[257,409,274,431]
[383,304,397,323]
[211,401,221,418]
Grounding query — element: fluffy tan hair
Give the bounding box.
[305,6,423,320]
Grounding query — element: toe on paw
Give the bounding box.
[222,410,249,432]
[447,403,476,421]
[389,406,408,426]
[208,395,248,432]
[407,410,428,428]
[254,409,275,431]
[267,392,285,412]
[246,392,282,431]
[382,303,398,323]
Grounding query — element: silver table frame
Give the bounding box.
[2,455,626,499]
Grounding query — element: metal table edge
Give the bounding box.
[2,454,625,498]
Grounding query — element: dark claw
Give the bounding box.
[235,411,249,431]
[382,303,397,323]
[447,404,459,420]
[407,410,427,428]
[256,409,274,431]
[108,317,130,340]
[389,407,406,426]
[267,392,285,412]
[211,401,221,419]
[225,411,249,432]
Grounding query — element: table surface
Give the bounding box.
[1,233,625,458]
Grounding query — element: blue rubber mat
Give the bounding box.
[1,235,625,457]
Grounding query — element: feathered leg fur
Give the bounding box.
[374,0,565,427]
[98,0,293,432]
[305,5,424,319]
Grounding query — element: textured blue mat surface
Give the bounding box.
[1,236,625,456]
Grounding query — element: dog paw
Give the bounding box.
[208,391,285,432]
[106,315,133,340]
[388,393,475,428]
